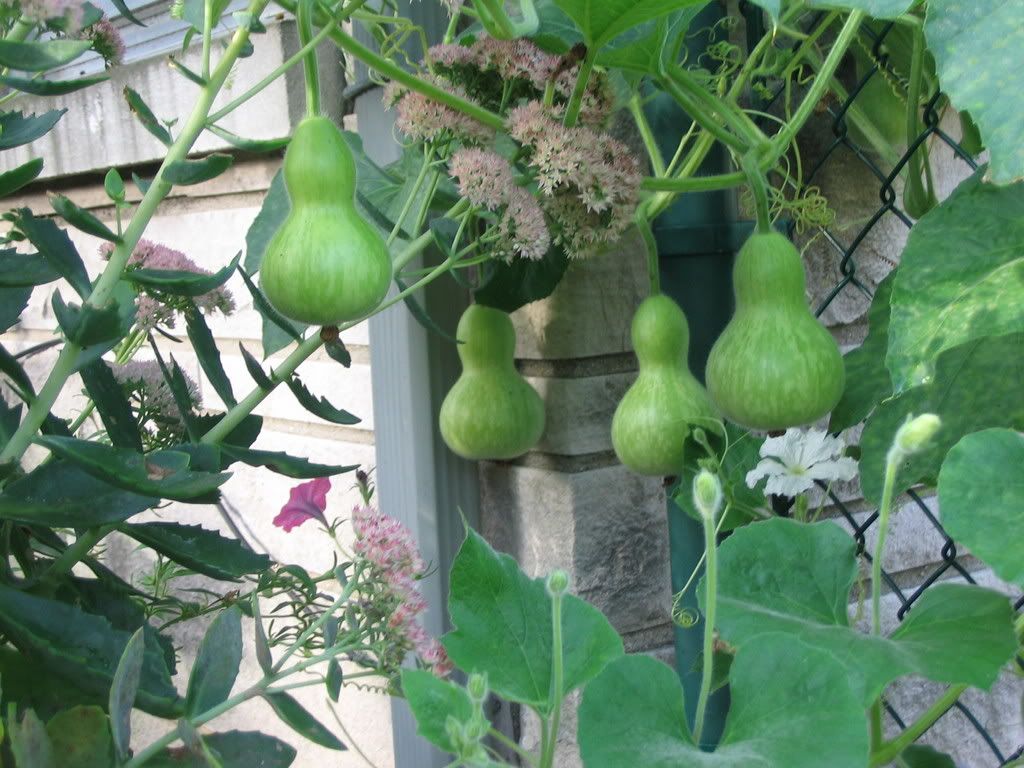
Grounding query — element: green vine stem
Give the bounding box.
[742,152,772,234]
[201,0,215,81]
[635,209,661,295]
[298,0,322,117]
[666,65,767,147]
[540,572,568,768]
[562,49,596,128]
[869,683,968,766]
[0,0,272,469]
[691,470,722,747]
[477,0,516,39]
[628,94,666,177]
[658,69,750,154]
[902,23,935,213]
[641,171,746,193]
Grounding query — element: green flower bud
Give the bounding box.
[467,672,489,703]
[693,469,723,522]
[893,413,941,456]
[546,569,569,597]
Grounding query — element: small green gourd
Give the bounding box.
[260,116,392,326]
[706,231,844,431]
[611,294,718,477]
[439,304,545,460]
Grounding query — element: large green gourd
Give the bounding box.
[260,116,392,326]
[611,294,717,477]
[439,304,545,460]
[706,231,844,431]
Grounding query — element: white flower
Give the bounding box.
[745,428,858,498]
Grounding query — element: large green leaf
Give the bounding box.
[553,0,706,47]
[938,429,1024,587]
[186,607,242,716]
[79,360,144,451]
[861,333,1024,505]
[442,528,623,714]
[13,208,90,297]
[709,519,1016,705]
[0,110,65,149]
[144,732,297,768]
[474,244,569,314]
[925,2,1023,184]
[0,249,60,287]
[0,38,91,70]
[401,669,475,755]
[0,586,182,718]
[184,303,236,407]
[595,9,703,76]
[45,707,114,768]
[746,0,912,20]
[121,522,271,581]
[264,692,345,750]
[0,460,158,526]
[0,73,108,97]
[578,636,869,767]
[886,171,1024,391]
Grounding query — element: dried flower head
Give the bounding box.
[85,17,125,68]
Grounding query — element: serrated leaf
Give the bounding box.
[938,428,1024,587]
[45,707,114,768]
[52,291,134,347]
[709,518,1017,705]
[243,170,288,273]
[0,110,65,149]
[0,285,31,333]
[578,637,868,768]
[8,710,55,768]
[861,333,1024,506]
[220,445,357,479]
[285,374,360,425]
[184,304,236,407]
[124,86,172,145]
[207,124,289,153]
[401,669,474,754]
[925,1,1023,184]
[35,436,230,501]
[13,208,90,297]
[0,342,34,399]
[186,608,242,716]
[109,628,145,761]
[552,0,705,48]
[109,0,145,25]
[264,692,345,750]
[0,460,158,526]
[442,528,624,714]
[0,249,60,287]
[324,337,351,368]
[164,153,234,186]
[50,194,120,242]
[146,731,296,768]
[128,251,239,296]
[79,359,144,451]
[121,523,271,581]
[0,586,182,718]
[0,38,91,70]
[886,170,1024,391]
[237,266,303,354]
[192,412,263,451]
[0,73,108,96]
[252,595,273,674]
[239,343,273,389]
[474,244,569,314]
[0,157,43,198]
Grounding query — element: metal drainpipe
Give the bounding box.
[644,3,750,748]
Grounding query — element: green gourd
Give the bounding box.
[706,231,844,431]
[611,294,718,477]
[260,116,392,326]
[439,304,545,460]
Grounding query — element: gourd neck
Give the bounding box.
[733,232,807,309]
[284,116,357,206]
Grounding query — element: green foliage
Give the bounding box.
[442,528,623,714]
[553,0,705,48]
[8,709,55,768]
[109,628,145,761]
[184,303,237,407]
[0,110,65,150]
[264,692,346,750]
[285,374,361,425]
[0,38,90,70]
[0,157,44,198]
[80,359,145,450]
[146,731,297,768]
[50,195,120,243]
[164,153,235,185]
[401,669,476,754]
[0,249,61,287]
[938,429,1024,587]
[474,245,570,313]
[901,744,958,768]
[578,636,869,767]
[220,445,357,479]
[129,251,239,296]
[121,523,271,581]
[45,707,114,768]
[186,607,243,716]
[13,208,90,297]
[123,86,172,145]
[0,73,108,96]
[887,171,1024,391]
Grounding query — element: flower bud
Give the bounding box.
[546,570,569,597]
[893,413,941,457]
[693,469,723,522]
[467,672,489,703]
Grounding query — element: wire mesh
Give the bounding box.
[750,13,1024,766]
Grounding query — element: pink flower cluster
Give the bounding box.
[352,504,453,677]
[449,148,550,261]
[85,17,126,67]
[109,358,200,429]
[508,102,642,259]
[100,240,235,330]
[386,76,493,146]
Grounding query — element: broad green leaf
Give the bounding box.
[186,607,242,716]
[830,273,894,431]
[0,286,31,333]
[109,628,145,761]
[79,359,144,451]
[0,342,34,398]
[0,585,182,718]
[578,637,869,768]
[0,460,158,526]
[553,0,706,47]
[0,249,60,287]
[184,304,236,407]
[13,208,90,297]
[474,244,569,314]
[0,110,65,149]
[123,86,172,145]
[0,38,90,70]
[52,291,135,347]
[285,374,360,425]
[207,124,289,153]
[244,170,289,273]
[401,669,474,754]
[128,251,238,296]
[925,2,1023,184]
[36,437,230,501]
[747,0,912,20]
[145,731,297,768]
[45,707,114,768]
[8,710,55,768]
[902,745,958,768]
[938,429,1024,587]
[50,195,120,242]
[886,170,1024,391]
[0,648,99,720]
[264,692,345,750]
[861,333,1024,506]
[0,157,44,198]
[220,445,357,479]
[709,518,1016,705]
[121,522,271,581]
[0,73,108,97]
[596,8,703,76]
[164,153,234,186]
[442,528,624,714]
[237,265,303,358]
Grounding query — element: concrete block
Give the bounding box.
[530,372,635,456]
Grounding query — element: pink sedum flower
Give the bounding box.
[86,16,126,68]
[273,477,331,532]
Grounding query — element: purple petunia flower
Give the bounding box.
[273,477,331,532]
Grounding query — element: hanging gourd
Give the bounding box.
[611,294,718,477]
[259,116,392,326]
[440,304,545,460]
[705,231,844,431]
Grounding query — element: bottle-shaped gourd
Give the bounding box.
[611,294,718,477]
[260,116,392,326]
[439,304,545,460]
[705,231,844,431]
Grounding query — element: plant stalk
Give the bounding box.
[869,684,967,766]
[692,506,718,746]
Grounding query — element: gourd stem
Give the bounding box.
[562,49,596,128]
[742,152,772,234]
[667,65,767,147]
[869,684,967,766]
[903,23,932,214]
[635,209,660,295]
[692,503,718,747]
[642,171,746,193]
[540,589,565,768]
[659,68,750,154]
[298,0,321,117]
[629,94,666,177]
